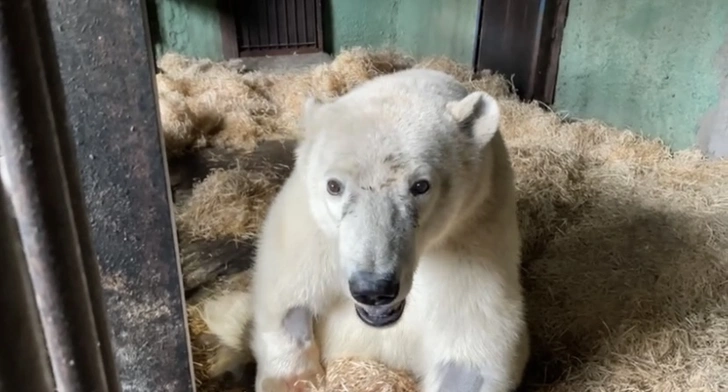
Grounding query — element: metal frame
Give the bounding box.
[0,0,196,390]
[473,0,571,104]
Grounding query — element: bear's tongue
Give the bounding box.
[354,300,405,328]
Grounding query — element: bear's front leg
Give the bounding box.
[252,305,325,392]
[418,279,529,392]
[419,323,529,392]
[421,361,518,392]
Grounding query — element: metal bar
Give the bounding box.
[281,0,290,47]
[287,0,296,46]
[303,0,310,44]
[260,0,270,49]
[269,0,279,49]
[0,0,116,391]
[249,3,260,49]
[294,0,301,43]
[41,0,197,390]
[315,0,324,51]
[240,1,251,51]
[0,195,56,392]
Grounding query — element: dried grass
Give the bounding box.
[175,167,284,242]
[187,304,218,390]
[159,48,728,392]
[315,359,419,392]
[155,48,513,157]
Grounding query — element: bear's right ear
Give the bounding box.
[446,91,500,149]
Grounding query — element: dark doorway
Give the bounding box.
[473,0,570,104]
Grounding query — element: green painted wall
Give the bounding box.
[326,0,399,52]
[148,0,728,154]
[395,0,480,64]
[554,0,728,152]
[150,0,480,64]
[152,0,223,60]
[328,0,480,65]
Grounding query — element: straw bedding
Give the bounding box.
[157,48,728,392]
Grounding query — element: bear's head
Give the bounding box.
[295,74,502,328]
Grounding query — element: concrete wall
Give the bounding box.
[554,0,728,155]
[327,0,480,65]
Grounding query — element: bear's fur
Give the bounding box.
[207,68,529,392]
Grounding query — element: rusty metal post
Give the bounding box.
[38,0,197,390]
[0,0,120,391]
[27,0,123,388]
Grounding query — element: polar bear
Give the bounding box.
[212,68,529,392]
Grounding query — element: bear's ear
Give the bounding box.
[300,95,325,137]
[303,95,324,116]
[446,91,500,148]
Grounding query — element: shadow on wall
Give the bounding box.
[146,0,162,58]
[322,0,334,54]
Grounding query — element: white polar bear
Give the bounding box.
[215,68,530,392]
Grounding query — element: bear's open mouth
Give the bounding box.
[354,300,406,328]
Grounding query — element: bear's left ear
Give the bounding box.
[300,95,325,137]
[303,95,324,116]
[446,91,500,148]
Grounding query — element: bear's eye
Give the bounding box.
[327,179,344,196]
[410,180,430,196]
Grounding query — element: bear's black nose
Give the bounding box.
[348,272,400,306]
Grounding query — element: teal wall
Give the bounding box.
[149,0,728,155]
[326,0,399,53]
[152,0,224,61]
[554,0,728,153]
[328,0,480,65]
[151,0,480,65]
[395,0,480,64]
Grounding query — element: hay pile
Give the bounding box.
[158,48,728,392]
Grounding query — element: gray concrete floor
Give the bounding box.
[237,52,332,73]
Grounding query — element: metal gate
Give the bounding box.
[233,0,324,56]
